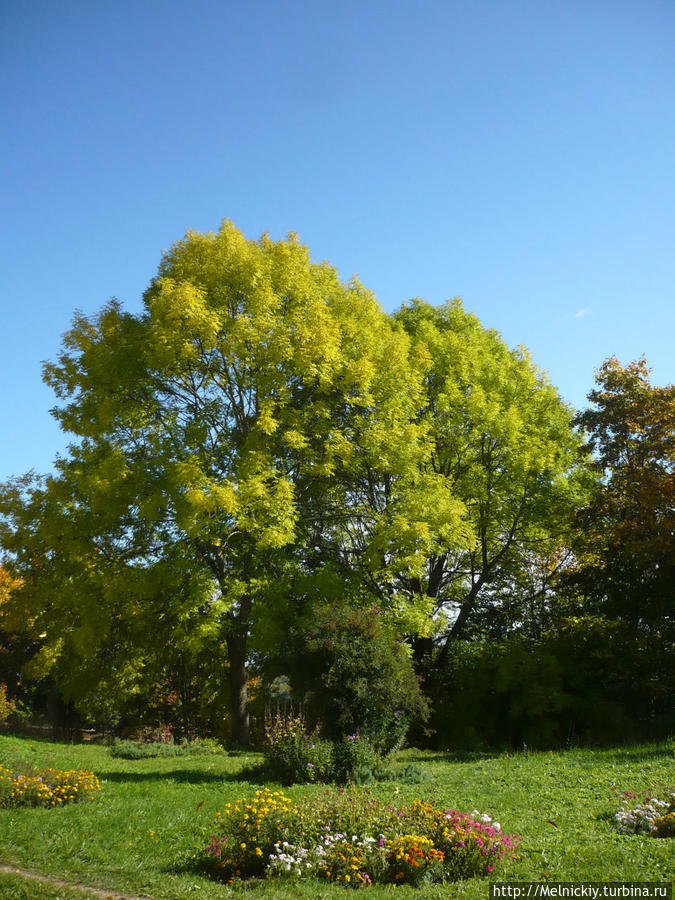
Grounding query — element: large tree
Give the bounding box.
[390,299,590,665]
[0,223,463,745]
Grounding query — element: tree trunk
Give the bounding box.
[410,635,434,669]
[435,575,487,670]
[226,628,250,748]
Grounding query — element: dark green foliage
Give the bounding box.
[282,603,428,753]
[332,734,382,782]
[430,618,674,750]
[261,723,426,785]
[389,762,427,783]
[342,761,426,784]
[431,638,566,750]
[262,709,383,784]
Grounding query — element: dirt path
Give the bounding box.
[0,863,152,900]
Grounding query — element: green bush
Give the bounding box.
[430,638,565,750]
[185,736,226,754]
[388,763,427,784]
[110,740,184,759]
[283,603,428,753]
[262,711,395,784]
[332,734,381,782]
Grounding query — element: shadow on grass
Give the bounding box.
[401,750,501,764]
[164,852,216,881]
[101,764,270,785]
[592,746,674,765]
[402,741,674,766]
[596,810,616,826]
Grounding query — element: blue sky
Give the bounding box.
[1,0,673,481]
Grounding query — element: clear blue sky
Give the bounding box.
[1,0,673,481]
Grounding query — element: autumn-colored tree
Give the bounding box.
[572,356,675,634]
[0,565,35,710]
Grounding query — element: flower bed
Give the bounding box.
[200,787,519,886]
[0,763,100,808]
[613,790,675,838]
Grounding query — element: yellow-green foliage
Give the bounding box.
[393,298,590,643]
[0,222,477,743]
[0,684,15,722]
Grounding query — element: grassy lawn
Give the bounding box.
[0,734,672,899]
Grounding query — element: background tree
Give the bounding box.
[429,356,674,751]
[571,356,674,636]
[0,566,31,717]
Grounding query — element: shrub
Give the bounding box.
[263,711,390,784]
[140,723,174,744]
[431,638,567,750]
[198,787,519,886]
[0,763,100,808]
[188,736,226,754]
[282,603,428,753]
[386,763,426,784]
[332,734,382,783]
[111,739,184,759]
[431,619,674,752]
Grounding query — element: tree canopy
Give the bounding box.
[392,299,590,662]
[9,223,657,749]
[572,356,675,635]
[0,223,465,744]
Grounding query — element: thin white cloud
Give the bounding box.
[557,308,592,323]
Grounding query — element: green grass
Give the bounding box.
[0,872,93,900]
[0,735,673,899]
